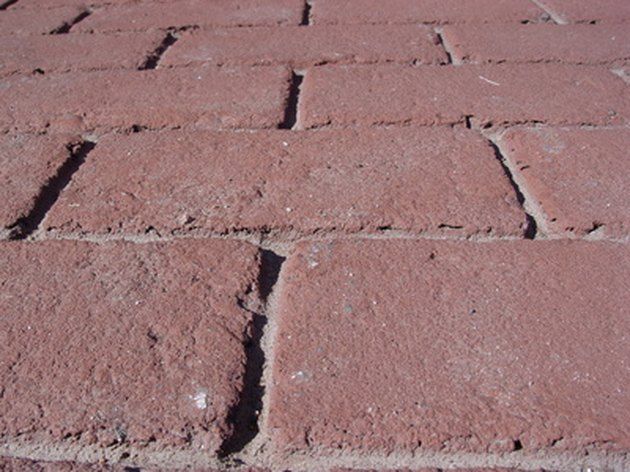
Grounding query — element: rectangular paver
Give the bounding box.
[0,133,78,238]
[0,240,260,452]
[43,128,527,238]
[540,0,630,23]
[0,5,84,36]
[161,25,447,68]
[441,24,630,65]
[498,127,630,238]
[76,0,303,32]
[310,0,546,25]
[0,31,164,77]
[269,240,630,455]
[300,64,628,128]
[0,66,290,133]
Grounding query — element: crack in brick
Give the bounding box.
[50,9,92,34]
[139,30,179,70]
[300,0,312,26]
[9,140,96,240]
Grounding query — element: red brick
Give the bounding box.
[43,128,527,238]
[300,64,628,128]
[540,0,630,24]
[441,24,630,65]
[0,6,83,36]
[0,133,78,238]
[0,31,163,77]
[498,127,630,238]
[268,240,630,454]
[8,0,128,7]
[162,25,447,68]
[310,0,546,25]
[0,240,259,451]
[0,66,289,133]
[76,0,303,33]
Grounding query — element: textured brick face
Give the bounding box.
[540,0,630,23]
[499,127,630,238]
[300,64,628,128]
[0,66,290,133]
[0,6,83,35]
[43,128,526,238]
[269,240,630,454]
[0,240,260,452]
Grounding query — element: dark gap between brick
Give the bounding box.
[279,72,304,130]
[139,31,179,70]
[300,0,312,26]
[0,0,20,10]
[50,9,91,34]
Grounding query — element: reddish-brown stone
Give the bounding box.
[310,0,546,25]
[269,240,630,454]
[43,128,527,238]
[300,64,628,128]
[540,0,630,23]
[76,0,303,32]
[0,133,78,237]
[0,240,260,452]
[0,6,83,36]
[161,25,447,68]
[0,31,164,77]
[499,127,630,238]
[441,24,630,65]
[0,66,289,133]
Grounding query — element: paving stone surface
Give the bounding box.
[539,0,630,23]
[161,25,448,68]
[0,66,290,133]
[498,127,630,238]
[269,240,630,454]
[43,128,526,238]
[0,240,259,452]
[441,24,630,65]
[0,6,83,35]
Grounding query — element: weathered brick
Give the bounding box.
[0,456,103,470]
[269,240,630,454]
[0,240,260,452]
[0,6,83,36]
[441,24,630,65]
[310,0,546,25]
[540,0,630,23]
[0,133,78,238]
[0,31,163,77]
[43,128,527,238]
[0,66,289,133]
[300,64,628,128]
[76,0,303,32]
[162,25,447,68]
[498,127,630,238]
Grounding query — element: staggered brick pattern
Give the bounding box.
[0,0,628,471]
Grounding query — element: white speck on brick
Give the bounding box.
[191,390,208,409]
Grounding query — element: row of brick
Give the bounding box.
[2,126,628,240]
[1,239,628,467]
[1,64,626,135]
[2,23,628,79]
[3,0,630,35]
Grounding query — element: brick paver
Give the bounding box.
[1,0,629,470]
[269,240,630,454]
[0,66,289,133]
[300,64,627,128]
[42,128,526,238]
[441,24,630,65]
[0,240,259,452]
[162,25,448,68]
[498,127,630,238]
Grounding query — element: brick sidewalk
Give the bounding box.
[0,0,628,471]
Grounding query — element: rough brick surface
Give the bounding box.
[0,240,259,452]
[311,0,546,25]
[442,24,630,65]
[76,0,303,32]
[0,456,103,471]
[499,127,630,238]
[540,0,630,23]
[0,133,77,237]
[0,6,83,36]
[269,240,630,454]
[300,64,628,128]
[162,25,447,68]
[0,66,289,133]
[0,31,164,77]
[43,128,526,237]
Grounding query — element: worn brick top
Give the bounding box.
[0,0,628,471]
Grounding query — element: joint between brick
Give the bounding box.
[50,9,92,34]
[530,0,568,24]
